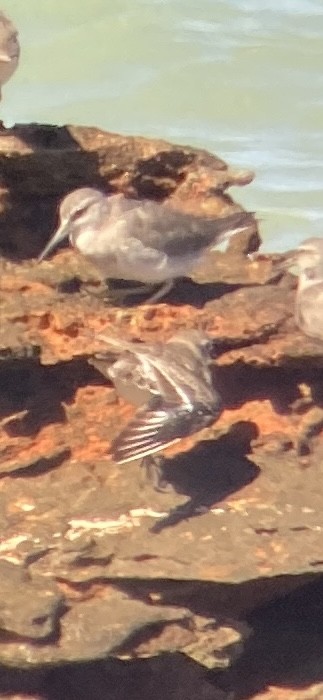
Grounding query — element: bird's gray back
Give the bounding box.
[114,198,253,257]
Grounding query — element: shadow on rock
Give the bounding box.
[0,654,224,700]
[0,359,105,435]
[213,364,302,417]
[107,277,255,310]
[166,279,253,308]
[0,448,71,479]
[214,574,323,698]
[4,402,67,438]
[150,421,260,533]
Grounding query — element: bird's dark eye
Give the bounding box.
[201,339,215,356]
[305,267,317,281]
[70,206,88,222]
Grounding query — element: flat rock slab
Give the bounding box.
[0,561,62,640]
[1,124,323,675]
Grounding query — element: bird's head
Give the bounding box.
[280,237,323,282]
[0,12,20,95]
[38,187,106,261]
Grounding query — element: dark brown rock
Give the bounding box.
[0,123,255,260]
[0,561,63,640]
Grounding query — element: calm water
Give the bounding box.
[4,0,323,251]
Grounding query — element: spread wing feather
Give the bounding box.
[110,400,181,464]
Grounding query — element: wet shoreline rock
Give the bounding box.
[1,123,323,699]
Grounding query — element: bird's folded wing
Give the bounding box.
[123,204,255,256]
[116,238,168,273]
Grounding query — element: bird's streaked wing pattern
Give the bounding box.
[92,330,222,464]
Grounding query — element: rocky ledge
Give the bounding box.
[0,124,323,699]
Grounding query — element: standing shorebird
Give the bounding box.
[89,329,222,488]
[0,11,20,100]
[38,187,255,302]
[282,237,323,340]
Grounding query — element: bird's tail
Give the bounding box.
[213,210,256,243]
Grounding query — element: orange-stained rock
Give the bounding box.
[1,124,323,699]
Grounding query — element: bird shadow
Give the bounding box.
[149,421,260,534]
[165,278,247,307]
[103,277,252,309]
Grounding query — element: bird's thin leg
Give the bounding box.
[141,279,174,305]
[141,454,174,493]
[82,280,110,299]
[106,279,174,306]
[116,282,159,297]
[82,281,153,306]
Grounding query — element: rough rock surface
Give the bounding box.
[0,124,323,699]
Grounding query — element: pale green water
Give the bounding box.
[4,0,323,251]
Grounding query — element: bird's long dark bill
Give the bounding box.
[38,222,69,262]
